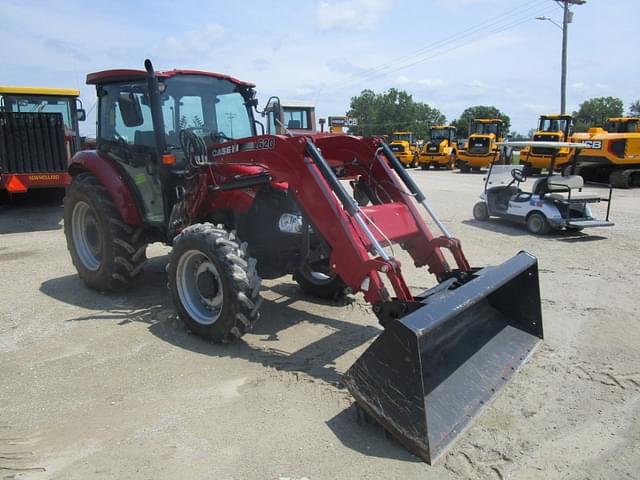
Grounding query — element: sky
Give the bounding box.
[1,0,638,137]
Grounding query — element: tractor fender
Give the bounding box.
[68,150,143,225]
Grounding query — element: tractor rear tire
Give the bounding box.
[473,202,489,221]
[64,172,147,291]
[168,223,261,343]
[526,212,550,235]
[294,261,347,300]
[448,152,456,169]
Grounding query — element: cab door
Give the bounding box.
[97,83,165,224]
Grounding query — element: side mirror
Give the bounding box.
[77,108,86,122]
[118,92,144,127]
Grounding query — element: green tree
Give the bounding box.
[347,88,445,140]
[628,100,640,117]
[450,105,511,138]
[572,96,624,132]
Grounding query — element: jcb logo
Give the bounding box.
[581,140,602,149]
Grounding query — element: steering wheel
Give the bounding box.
[210,131,234,143]
[511,168,527,183]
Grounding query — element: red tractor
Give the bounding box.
[64,60,543,464]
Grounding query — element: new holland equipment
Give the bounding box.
[419,125,457,169]
[570,117,640,188]
[0,85,85,195]
[64,60,544,464]
[519,114,574,174]
[456,119,504,172]
[474,142,613,234]
[388,131,419,167]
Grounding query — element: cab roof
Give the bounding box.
[0,85,80,97]
[540,114,573,120]
[608,117,640,122]
[86,69,255,88]
[473,118,504,123]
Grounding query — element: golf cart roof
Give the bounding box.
[86,69,255,88]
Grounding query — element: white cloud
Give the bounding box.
[571,82,587,90]
[417,78,445,89]
[166,23,226,54]
[316,0,391,31]
[467,80,489,89]
[395,75,410,85]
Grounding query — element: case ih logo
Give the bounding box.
[581,140,602,149]
[211,143,240,157]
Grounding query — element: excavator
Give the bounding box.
[519,114,574,174]
[570,117,640,188]
[418,125,457,169]
[456,119,504,172]
[62,60,544,464]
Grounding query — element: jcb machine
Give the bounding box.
[64,60,543,464]
[456,119,504,172]
[263,98,316,135]
[419,125,457,169]
[519,114,574,174]
[388,131,419,167]
[571,117,640,188]
[0,85,85,195]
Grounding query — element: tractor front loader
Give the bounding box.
[64,60,543,464]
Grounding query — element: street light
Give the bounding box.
[536,0,586,115]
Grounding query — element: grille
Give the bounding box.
[531,134,560,155]
[0,112,70,174]
[467,137,490,154]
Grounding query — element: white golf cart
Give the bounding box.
[472,141,614,235]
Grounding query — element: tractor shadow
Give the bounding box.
[38,254,417,461]
[0,189,65,234]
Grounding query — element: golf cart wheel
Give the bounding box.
[169,223,261,343]
[64,172,147,291]
[294,260,347,300]
[526,212,551,235]
[473,202,489,221]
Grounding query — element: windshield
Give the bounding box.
[606,121,638,133]
[1,94,75,129]
[390,132,414,143]
[98,75,254,148]
[539,118,569,132]
[282,107,312,130]
[430,129,450,143]
[472,122,500,135]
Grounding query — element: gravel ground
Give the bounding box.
[1,171,638,480]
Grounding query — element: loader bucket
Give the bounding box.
[343,251,543,464]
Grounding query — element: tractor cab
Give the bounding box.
[429,125,456,146]
[86,64,258,224]
[605,117,640,133]
[535,114,574,141]
[388,131,419,167]
[263,99,316,135]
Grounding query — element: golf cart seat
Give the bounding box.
[533,175,602,203]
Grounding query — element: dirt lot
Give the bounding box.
[1,171,639,480]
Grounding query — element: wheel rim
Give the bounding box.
[72,201,102,271]
[474,203,486,219]
[176,250,224,325]
[301,264,336,286]
[529,216,542,233]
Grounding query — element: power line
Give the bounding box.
[314,1,556,97]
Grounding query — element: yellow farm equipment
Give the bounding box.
[419,125,457,170]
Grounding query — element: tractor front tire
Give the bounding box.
[168,223,261,343]
[294,261,347,300]
[64,172,147,291]
[526,212,551,235]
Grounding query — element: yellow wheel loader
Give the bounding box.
[388,131,420,167]
[456,119,504,172]
[570,117,640,188]
[519,114,574,174]
[419,125,457,170]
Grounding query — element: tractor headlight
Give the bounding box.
[278,213,303,234]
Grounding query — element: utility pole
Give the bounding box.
[225,112,237,137]
[538,0,586,115]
